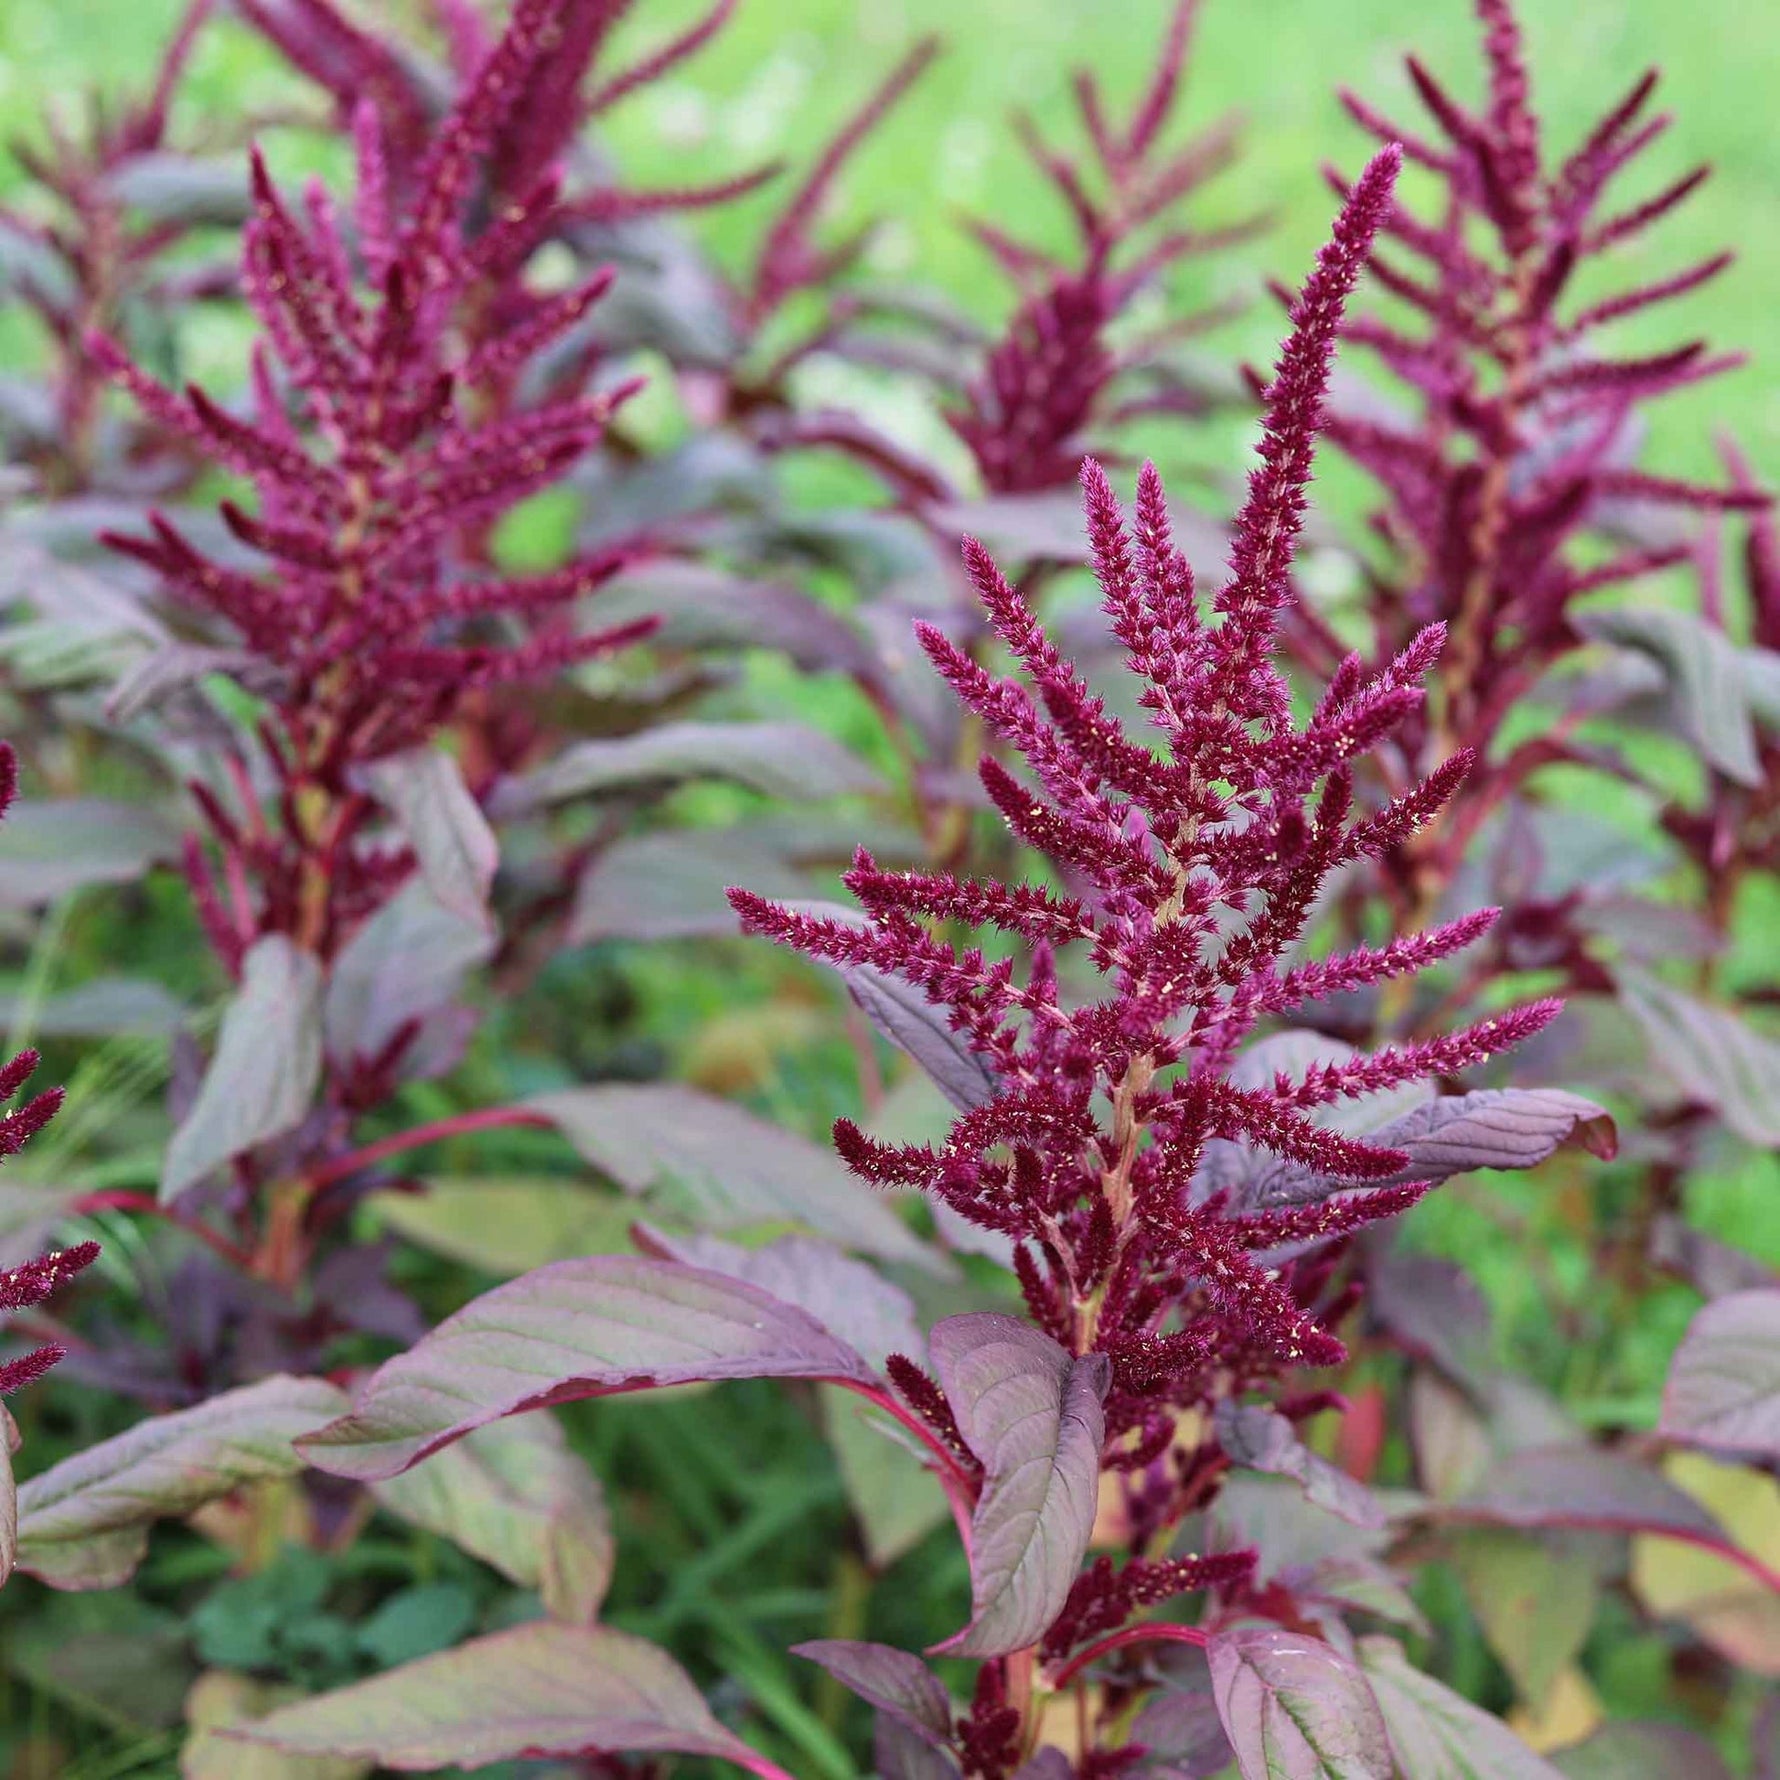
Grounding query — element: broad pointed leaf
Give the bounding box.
[792,1640,952,1746]
[634,1226,924,1370]
[877,1713,964,1780]
[1215,1403,1385,1529]
[929,1314,1108,1658]
[1446,1444,1733,1546]
[1358,1636,1565,1778]
[370,1415,612,1622]
[162,937,323,1202]
[1575,605,1762,785]
[1620,971,1780,1148]
[365,747,497,929]
[1225,1089,1613,1212]
[1446,1530,1600,1710]
[299,1255,877,1482]
[821,1386,951,1567]
[0,798,180,905]
[493,719,883,814]
[846,966,1001,1112]
[233,1621,759,1770]
[1207,1625,1392,1779]
[1659,1289,1780,1460]
[15,1376,347,1589]
[531,1082,942,1270]
[183,1671,372,1780]
[323,881,493,1079]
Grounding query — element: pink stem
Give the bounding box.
[1048,1621,1209,1691]
[832,1376,979,1546]
[307,1104,552,1191]
[71,1188,252,1268]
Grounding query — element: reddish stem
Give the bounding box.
[1047,1621,1209,1691]
[70,1188,253,1269]
[306,1104,552,1192]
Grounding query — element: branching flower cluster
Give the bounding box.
[1318,0,1766,887]
[735,146,1557,1669]
[93,0,653,964]
[948,0,1258,495]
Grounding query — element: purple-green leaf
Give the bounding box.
[232,1621,764,1772]
[929,1314,1108,1659]
[1207,1625,1393,1779]
[162,936,323,1203]
[364,746,498,930]
[298,1255,877,1482]
[0,797,180,905]
[1620,969,1780,1148]
[369,1415,612,1623]
[792,1640,953,1746]
[1215,1403,1385,1529]
[1228,1088,1614,1212]
[634,1227,924,1369]
[15,1376,347,1589]
[1659,1290,1780,1461]
[531,1081,943,1270]
[492,718,883,814]
[1358,1636,1566,1778]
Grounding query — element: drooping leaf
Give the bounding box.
[370,1415,612,1623]
[1446,1530,1601,1711]
[0,976,187,1038]
[106,154,253,226]
[775,900,1002,1112]
[1206,1625,1393,1779]
[493,719,883,815]
[633,1227,924,1369]
[1552,1722,1733,1780]
[792,1640,953,1747]
[1630,1450,1780,1676]
[323,881,493,1075]
[1447,1444,1736,1548]
[569,826,814,943]
[0,798,180,905]
[1659,1289,1780,1460]
[876,1713,965,1780]
[1011,1752,1074,1780]
[162,937,324,1202]
[1225,1088,1614,1212]
[233,1621,760,1770]
[530,1082,942,1270]
[14,1376,347,1589]
[365,747,498,929]
[1620,970,1780,1147]
[929,1314,1109,1658]
[1214,1403,1385,1529]
[1358,1637,1565,1778]
[299,1255,877,1482]
[1575,605,1763,786]
[368,1176,638,1277]
[590,562,880,680]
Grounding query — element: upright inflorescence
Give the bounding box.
[949,0,1258,494]
[91,0,655,965]
[1322,0,1766,823]
[733,149,1558,1597]
[0,0,221,497]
